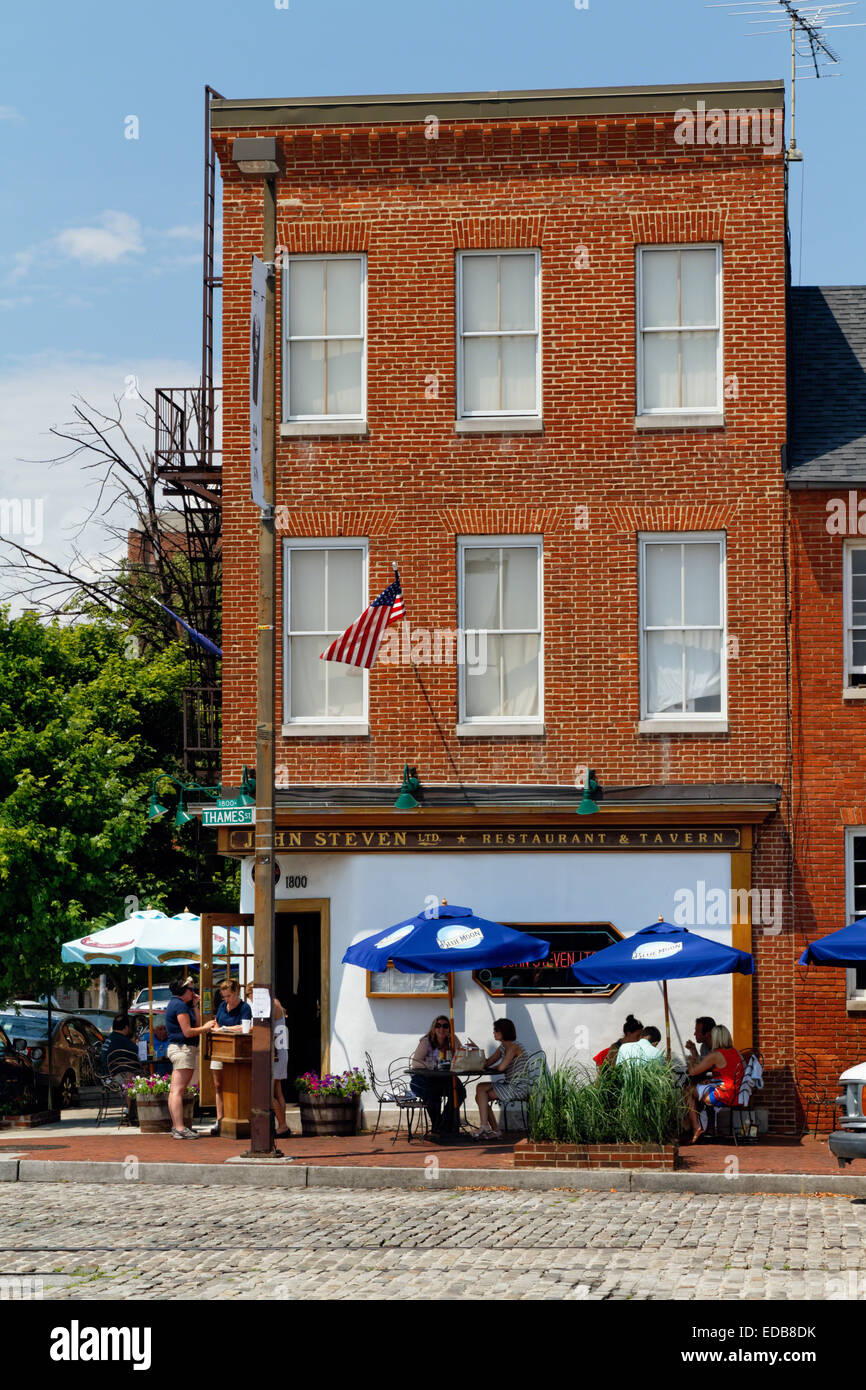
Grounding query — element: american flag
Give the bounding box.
[320,573,406,669]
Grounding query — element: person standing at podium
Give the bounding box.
[209,978,253,1137]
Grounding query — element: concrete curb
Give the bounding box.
[8,1158,866,1195]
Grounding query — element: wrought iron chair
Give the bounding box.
[363,1052,427,1142]
[95,1072,132,1126]
[387,1056,431,1142]
[795,1051,838,1136]
[491,1049,546,1133]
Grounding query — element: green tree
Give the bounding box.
[0,610,238,1003]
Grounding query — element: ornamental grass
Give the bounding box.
[527,1058,686,1146]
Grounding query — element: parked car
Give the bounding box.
[0,1013,104,1108]
[72,1008,121,1036]
[829,1061,866,1165]
[128,985,172,1020]
[0,1024,38,1113]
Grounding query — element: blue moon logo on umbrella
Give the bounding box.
[632,941,683,961]
[376,924,414,949]
[436,925,484,950]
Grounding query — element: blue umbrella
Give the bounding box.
[571,919,754,1058]
[343,903,550,1117]
[342,903,550,975]
[798,920,866,967]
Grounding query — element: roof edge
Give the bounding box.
[211,80,785,129]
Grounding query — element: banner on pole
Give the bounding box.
[249,255,268,508]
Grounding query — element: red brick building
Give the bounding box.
[211,82,796,1123]
[787,287,866,1128]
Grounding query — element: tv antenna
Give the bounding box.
[709,2,864,159]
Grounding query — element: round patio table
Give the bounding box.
[407,1067,491,1143]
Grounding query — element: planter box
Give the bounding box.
[514,1139,679,1170]
[299,1095,360,1137]
[8,1110,61,1128]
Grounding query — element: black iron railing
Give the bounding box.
[155,386,222,479]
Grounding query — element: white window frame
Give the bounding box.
[845,828,866,1008]
[638,532,728,730]
[456,535,544,734]
[281,537,369,735]
[843,542,866,689]
[456,250,542,421]
[636,244,724,418]
[281,254,367,423]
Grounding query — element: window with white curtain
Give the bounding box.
[458,537,543,724]
[282,255,366,420]
[639,534,726,719]
[637,246,722,414]
[845,829,866,1005]
[844,544,866,687]
[456,251,541,418]
[283,540,367,723]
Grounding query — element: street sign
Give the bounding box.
[249,255,268,509]
[202,806,256,827]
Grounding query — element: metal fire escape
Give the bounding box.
[154,86,224,783]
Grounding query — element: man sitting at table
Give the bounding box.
[410,1015,465,1136]
[100,1015,140,1076]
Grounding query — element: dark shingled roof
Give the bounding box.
[787,286,866,487]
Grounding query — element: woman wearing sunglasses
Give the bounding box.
[410,1015,465,1136]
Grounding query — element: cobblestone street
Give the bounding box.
[2,1183,865,1301]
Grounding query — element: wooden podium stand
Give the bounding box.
[210,1032,252,1139]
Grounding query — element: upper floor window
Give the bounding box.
[844,544,866,688]
[282,539,367,728]
[845,829,866,1007]
[639,534,726,721]
[636,246,722,415]
[457,536,543,729]
[282,255,366,421]
[456,251,541,419]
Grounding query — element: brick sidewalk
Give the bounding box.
[0,1128,854,1174]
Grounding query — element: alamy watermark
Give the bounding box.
[377,622,487,673]
[674,102,783,158]
[0,498,43,545]
[673,879,782,935]
[826,491,866,535]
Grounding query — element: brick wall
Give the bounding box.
[790,490,866,1127]
[214,102,795,1119]
[513,1139,678,1169]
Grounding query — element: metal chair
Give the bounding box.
[95,1073,132,1126]
[491,1049,546,1133]
[387,1057,431,1142]
[795,1051,838,1136]
[363,1052,427,1142]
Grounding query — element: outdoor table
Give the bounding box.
[407,1067,491,1143]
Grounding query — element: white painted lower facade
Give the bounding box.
[238,848,736,1081]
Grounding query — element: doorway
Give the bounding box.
[275,906,329,1101]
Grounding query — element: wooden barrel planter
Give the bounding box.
[136,1097,172,1134]
[298,1094,360,1136]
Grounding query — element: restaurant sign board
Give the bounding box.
[225,826,741,854]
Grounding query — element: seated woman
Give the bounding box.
[410,1016,465,1135]
[616,1024,663,1066]
[593,1014,644,1068]
[684,1024,745,1142]
[475,1018,527,1140]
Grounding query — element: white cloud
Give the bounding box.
[55,211,144,266]
[162,224,200,241]
[0,106,23,123]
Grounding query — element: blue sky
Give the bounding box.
[1,0,864,592]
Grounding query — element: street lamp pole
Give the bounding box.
[232,136,282,1155]
[251,171,277,1155]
